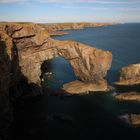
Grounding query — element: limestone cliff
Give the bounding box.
[19,38,112,85]
[40,22,115,31]
[39,22,116,36]
[0,31,13,138]
[0,22,112,138]
[0,23,112,86]
[115,64,140,86]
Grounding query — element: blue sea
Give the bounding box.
[49,23,140,88]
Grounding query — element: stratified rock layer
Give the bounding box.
[115,92,140,101]
[0,22,112,137]
[115,64,140,86]
[40,22,116,33]
[62,80,109,94]
[0,31,13,138]
[19,38,112,85]
[0,23,112,86]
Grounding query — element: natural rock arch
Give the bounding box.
[18,39,112,86]
[1,23,112,90]
[40,56,78,88]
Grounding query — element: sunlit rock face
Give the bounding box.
[0,23,112,86]
[18,32,112,85]
[115,64,140,86]
[0,22,112,136]
[62,80,109,94]
[1,24,112,95]
[39,22,116,33]
[0,23,112,90]
[115,92,140,101]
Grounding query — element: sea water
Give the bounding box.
[10,24,140,140]
[52,23,140,84]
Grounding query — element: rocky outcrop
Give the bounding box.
[128,114,140,126]
[19,38,112,86]
[115,64,140,86]
[0,32,13,138]
[119,114,140,126]
[39,22,116,36]
[40,22,116,31]
[0,23,112,87]
[0,22,112,137]
[62,80,109,94]
[0,23,45,138]
[115,92,140,101]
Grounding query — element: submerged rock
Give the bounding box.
[62,80,109,94]
[119,114,140,126]
[128,114,140,126]
[115,92,140,101]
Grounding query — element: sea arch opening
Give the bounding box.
[40,56,78,94]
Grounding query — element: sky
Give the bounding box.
[0,0,140,23]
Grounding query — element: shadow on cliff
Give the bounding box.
[7,45,140,140]
[0,38,13,139]
[0,34,45,139]
[1,25,140,140]
[9,39,43,101]
[1,37,140,140]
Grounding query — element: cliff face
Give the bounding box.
[39,22,116,36]
[0,23,45,138]
[0,23,112,86]
[40,22,115,31]
[19,38,112,85]
[0,31,13,138]
[0,22,112,137]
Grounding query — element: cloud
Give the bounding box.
[0,0,140,4]
[0,0,27,3]
[40,0,140,4]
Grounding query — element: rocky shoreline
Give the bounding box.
[62,80,110,94]
[114,64,140,126]
[0,22,113,138]
[0,22,140,138]
[115,92,140,101]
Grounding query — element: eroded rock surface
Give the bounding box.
[0,31,13,138]
[115,64,140,86]
[119,114,140,126]
[0,22,112,137]
[0,23,112,86]
[19,38,112,85]
[62,80,109,94]
[115,92,140,101]
[40,22,116,32]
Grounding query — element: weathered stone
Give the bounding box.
[40,22,116,32]
[115,64,140,86]
[115,92,140,101]
[119,114,140,126]
[62,80,109,94]
[0,32,13,138]
[0,22,113,137]
[19,38,112,85]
